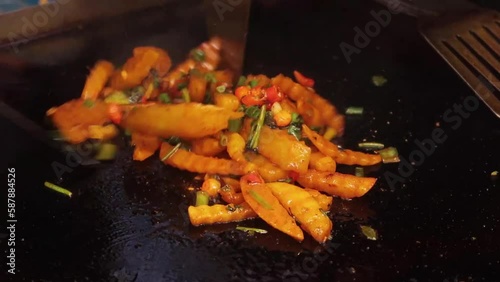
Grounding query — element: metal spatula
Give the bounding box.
[377,0,500,118]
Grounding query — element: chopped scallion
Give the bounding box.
[205,73,217,83]
[287,124,302,140]
[360,225,378,240]
[181,88,191,102]
[191,48,205,62]
[249,189,273,210]
[237,76,246,87]
[247,105,266,149]
[323,127,337,140]
[83,99,94,108]
[44,181,72,198]
[228,118,242,132]
[248,79,258,88]
[159,93,171,104]
[236,226,268,234]
[219,134,228,146]
[244,106,261,119]
[372,75,388,87]
[378,147,400,163]
[355,167,364,177]
[345,107,364,115]
[216,85,226,93]
[161,143,182,161]
[177,82,188,90]
[104,91,130,105]
[94,143,117,161]
[291,112,300,124]
[358,142,385,150]
[195,191,209,206]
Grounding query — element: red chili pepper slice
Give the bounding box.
[239,86,266,106]
[235,85,250,100]
[108,104,122,124]
[264,85,284,104]
[245,172,264,184]
[293,70,315,88]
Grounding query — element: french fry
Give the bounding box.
[240,173,304,242]
[133,46,172,76]
[297,170,377,199]
[271,74,344,135]
[50,99,110,144]
[123,103,244,139]
[160,142,245,175]
[227,133,246,163]
[303,188,333,211]
[131,132,161,161]
[81,60,114,100]
[219,177,244,205]
[302,124,381,166]
[258,126,311,174]
[163,58,196,88]
[309,151,336,172]
[191,137,226,157]
[188,202,256,226]
[214,93,240,111]
[188,74,208,103]
[244,152,288,182]
[110,49,160,90]
[296,98,323,127]
[267,182,333,243]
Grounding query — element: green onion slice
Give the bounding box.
[237,76,246,87]
[44,181,72,198]
[216,85,226,93]
[94,143,118,161]
[236,226,268,234]
[205,73,217,83]
[195,191,209,206]
[372,75,388,87]
[358,142,385,150]
[181,88,191,102]
[191,48,205,62]
[247,105,266,149]
[355,167,364,177]
[378,147,400,163]
[159,93,171,103]
[248,79,258,88]
[228,118,242,133]
[360,225,378,240]
[161,143,182,161]
[249,189,273,210]
[219,134,228,146]
[345,107,364,115]
[83,99,94,108]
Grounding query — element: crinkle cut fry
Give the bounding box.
[188,202,256,226]
[271,74,344,135]
[297,170,377,199]
[160,142,245,175]
[302,124,381,166]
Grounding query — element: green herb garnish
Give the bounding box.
[216,85,226,93]
[247,105,266,150]
[237,76,247,87]
[228,118,243,132]
[244,106,261,119]
[249,189,273,210]
[83,99,94,108]
[236,226,268,234]
[159,93,171,103]
[372,75,388,87]
[205,73,217,83]
[195,191,209,206]
[360,225,378,240]
[378,147,400,163]
[44,181,72,198]
[248,79,258,88]
[191,48,205,62]
[345,107,364,115]
[161,143,182,161]
[181,88,191,102]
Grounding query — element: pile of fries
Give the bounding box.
[47,37,382,243]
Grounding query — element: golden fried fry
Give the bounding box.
[160,142,245,175]
[133,46,172,76]
[123,103,244,139]
[244,152,288,182]
[188,74,208,103]
[81,60,114,100]
[188,202,256,226]
[297,170,377,199]
[190,137,226,157]
[240,173,304,242]
[309,151,336,172]
[267,182,333,243]
[50,99,110,144]
[131,132,161,161]
[302,124,381,166]
[227,133,246,163]
[214,93,240,111]
[258,126,311,174]
[110,49,160,90]
[219,177,244,205]
[303,188,333,211]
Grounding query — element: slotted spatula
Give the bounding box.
[377,0,500,117]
